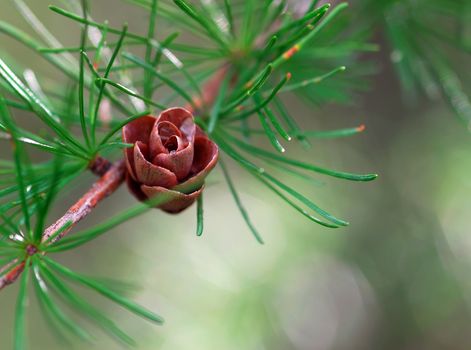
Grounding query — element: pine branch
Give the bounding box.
[0,2,383,346]
[0,57,229,291]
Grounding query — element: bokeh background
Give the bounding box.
[1,1,470,349]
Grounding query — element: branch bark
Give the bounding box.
[0,260,25,290]
[41,159,126,243]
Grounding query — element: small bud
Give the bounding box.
[122,107,219,213]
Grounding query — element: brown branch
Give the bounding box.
[0,159,126,290]
[0,260,25,290]
[89,156,113,177]
[41,159,126,243]
[187,65,230,114]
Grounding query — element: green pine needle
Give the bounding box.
[196,195,204,237]
[219,158,264,244]
[43,256,164,324]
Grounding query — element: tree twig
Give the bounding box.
[0,260,25,290]
[41,159,126,243]
[188,65,230,114]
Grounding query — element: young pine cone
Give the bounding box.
[122,107,218,213]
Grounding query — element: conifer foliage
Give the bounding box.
[0,0,468,348]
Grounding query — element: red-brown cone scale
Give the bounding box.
[122,107,218,213]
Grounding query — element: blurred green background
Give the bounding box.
[1,1,471,349]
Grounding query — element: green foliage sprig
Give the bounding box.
[0,0,379,348]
